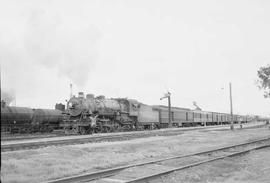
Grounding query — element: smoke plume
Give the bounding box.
[0,3,103,107]
[1,89,15,106]
[24,9,101,87]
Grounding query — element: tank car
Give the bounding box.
[32,109,63,132]
[1,101,62,133]
[1,104,34,133]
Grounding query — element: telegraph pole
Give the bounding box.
[160,92,172,128]
[229,82,234,130]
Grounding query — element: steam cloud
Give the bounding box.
[0,4,103,107]
[1,89,15,106]
[25,9,101,87]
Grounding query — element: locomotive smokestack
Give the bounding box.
[96,95,105,100]
[86,94,94,100]
[78,92,85,98]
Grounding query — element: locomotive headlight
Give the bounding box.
[68,99,79,109]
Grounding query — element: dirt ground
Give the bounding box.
[1,126,270,183]
[159,147,270,183]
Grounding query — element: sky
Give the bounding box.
[0,0,269,116]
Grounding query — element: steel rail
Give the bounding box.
[1,134,66,141]
[0,130,188,152]
[2,123,263,142]
[126,144,270,183]
[1,124,249,152]
[2,123,267,152]
[44,136,270,183]
[1,125,223,142]
[197,124,267,132]
[1,133,141,152]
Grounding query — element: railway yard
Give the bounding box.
[1,121,269,183]
[3,0,270,182]
[2,1,270,182]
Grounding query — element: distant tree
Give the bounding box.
[257,64,270,98]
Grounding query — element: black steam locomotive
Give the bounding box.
[61,92,147,134]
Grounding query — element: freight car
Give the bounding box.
[1,101,62,133]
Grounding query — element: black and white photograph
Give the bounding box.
[1,0,270,182]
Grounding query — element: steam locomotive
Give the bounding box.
[61,92,146,134]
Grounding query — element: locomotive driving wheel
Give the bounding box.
[102,126,111,133]
[122,124,132,131]
[79,126,91,135]
[64,126,72,134]
[94,125,102,133]
[78,126,86,135]
[71,126,79,134]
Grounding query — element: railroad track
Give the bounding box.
[1,133,66,141]
[0,125,214,142]
[198,123,267,132]
[1,123,267,152]
[1,123,264,142]
[44,136,270,183]
[1,129,189,152]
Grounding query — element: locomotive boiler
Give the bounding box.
[62,92,142,134]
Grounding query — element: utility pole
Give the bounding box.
[229,82,234,130]
[160,92,172,128]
